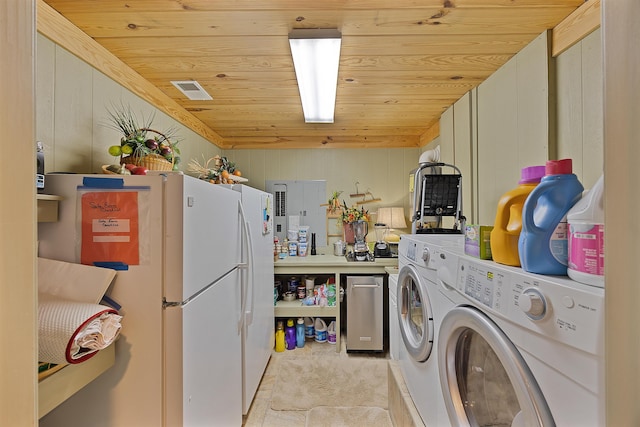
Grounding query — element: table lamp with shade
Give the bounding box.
[374,207,407,257]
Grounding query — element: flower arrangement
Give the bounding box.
[338,201,370,224]
[105,104,181,170]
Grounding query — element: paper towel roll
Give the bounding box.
[38,294,122,364]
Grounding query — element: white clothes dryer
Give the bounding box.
[437,251,605,427]
[397,234,464,427]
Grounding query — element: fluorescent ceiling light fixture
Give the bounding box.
[289,29,342,123]
[171,80,212,100]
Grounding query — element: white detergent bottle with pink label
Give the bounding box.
[567,174,604,287]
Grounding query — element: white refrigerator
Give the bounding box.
[225,184,275,415]
[38,172,273,427]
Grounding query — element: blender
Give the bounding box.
[352,220,370,261]
[373,223,391,257]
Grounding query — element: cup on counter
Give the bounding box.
[298,226,310,243]
[288,241,298,256]
[298,242,308,257]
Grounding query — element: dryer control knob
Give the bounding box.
[519,288,546,320]
[421,247,431,263]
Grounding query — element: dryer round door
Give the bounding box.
[397,265,434,362]
[438,306,555,427]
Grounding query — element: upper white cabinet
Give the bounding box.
[440,31,554,226]
[441,29,603,226]
[476,30,553,224]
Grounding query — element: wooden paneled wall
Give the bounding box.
[1,0,38,424]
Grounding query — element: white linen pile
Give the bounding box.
[38,257,121,364]
[38,293,122,364]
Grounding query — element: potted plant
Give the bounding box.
[327,190,343,213]
[105,104,181,172]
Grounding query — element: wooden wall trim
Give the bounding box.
[552,0,601,57]
[419,121,440,147]
[36,0,225,148]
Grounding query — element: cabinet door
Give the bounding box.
[266,180,327,246]
[454,91,475,224]
[437,92,475,225]
[476,30,552,224]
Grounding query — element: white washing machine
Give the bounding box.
[397,234,464,427]
[437,250,605,427]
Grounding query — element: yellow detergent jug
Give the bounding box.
[490,165,545,266]
[275,321,285,352]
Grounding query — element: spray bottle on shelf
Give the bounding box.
[285,319,296,350]
[296,317,305,348]
[275,321,285,352]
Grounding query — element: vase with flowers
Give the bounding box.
[105,104,181,172]
[338,201,370,244]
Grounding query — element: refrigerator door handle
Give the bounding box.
[237,200,256,331]
[245,225,256,327]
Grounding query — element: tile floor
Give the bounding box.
[242,334,425,427]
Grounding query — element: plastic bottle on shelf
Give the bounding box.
[275,321,285,352]
[490,165,545,266]
[304,317,315,340]
[327,321,336,345]
[296,317,305,348]
[314,318,327,343]
[285,319,296,350]
[518,159,584,275]
[568,174,605,287]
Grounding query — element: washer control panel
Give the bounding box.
[457,258,511,315]
[453,253,604,356]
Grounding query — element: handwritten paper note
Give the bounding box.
[81,191,140,265]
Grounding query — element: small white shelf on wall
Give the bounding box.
[37,194,63,223]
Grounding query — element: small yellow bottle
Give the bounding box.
[275,321,285,352]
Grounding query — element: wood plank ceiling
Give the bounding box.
[40,0,583,150]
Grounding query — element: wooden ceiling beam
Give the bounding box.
[552,0,600,57]
[221,135,421,150]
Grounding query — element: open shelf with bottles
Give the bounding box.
[274,272,340,350]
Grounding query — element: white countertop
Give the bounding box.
[274,250,398,269]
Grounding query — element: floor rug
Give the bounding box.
[271,357,388,410]
[306,406,392,427]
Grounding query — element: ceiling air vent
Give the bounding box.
[170,80,212,100]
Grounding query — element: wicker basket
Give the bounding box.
[119,128,175,171]
[121,153,173,171]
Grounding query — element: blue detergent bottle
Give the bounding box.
[295,317,305,348]
[518,159,584,275]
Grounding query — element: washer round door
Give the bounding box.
[438,306,555,427]
[397,265,434,362]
